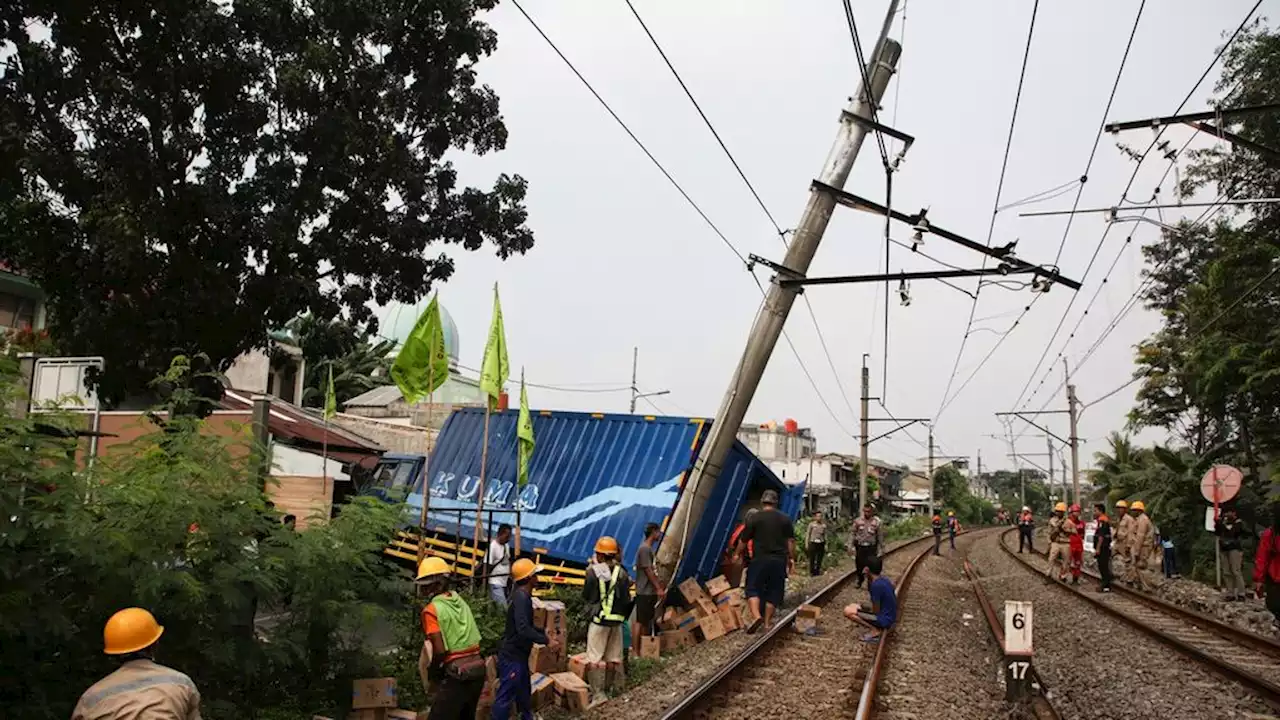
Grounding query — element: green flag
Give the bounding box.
[324,365,337,420]
[390,294,451,404]
[517,370,535,487]
[479,283,509,409]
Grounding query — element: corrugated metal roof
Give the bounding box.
[220,389,384,464]
[345,385,405,408]
[406,407,794,582]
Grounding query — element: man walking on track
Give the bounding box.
[805,510,828,577]
[1217,506,1247,601]
[737,489,795,633]
[1046,502,1069,582]
[850,504,882,587]
[947,511,960,550]
[1123,501,1155,591]
[1093,503,1113,592]
[1017,506,1035,553]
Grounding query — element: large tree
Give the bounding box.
[0,0,533,403]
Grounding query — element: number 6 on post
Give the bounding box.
[1003,601,1034,702]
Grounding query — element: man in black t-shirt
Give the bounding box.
[736,489,795,633]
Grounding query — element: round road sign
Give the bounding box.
[1201,464,1243,504]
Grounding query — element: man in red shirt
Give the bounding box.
[1254,512,1280,631]
[1066,504,1085,585]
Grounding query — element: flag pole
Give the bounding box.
[321,417,329,521]
[418,388,434,564]
[515,369,524,556]
[475,402,491,590]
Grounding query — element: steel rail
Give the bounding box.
[1000,528,1280,706]
[964,557,1062,719]
[659,531,945,720]
[852,540,935,720]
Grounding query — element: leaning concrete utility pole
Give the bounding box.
[654,31,902,585]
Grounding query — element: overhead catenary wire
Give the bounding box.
[933,0,1042,420]
[622,1,863,432]
[1082,263,1280,412]
[513,0,862,439]
[1008,0,1261,414]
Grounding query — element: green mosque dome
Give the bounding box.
[375,298,460,365]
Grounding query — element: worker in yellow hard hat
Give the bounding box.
[1123,501,1155,591]
[494,558,554,719]
[1112,500,1132,577]
[72,608,202,720]
[1046,502,1070,582]
[583,535,632,691]
[416,556,485,719]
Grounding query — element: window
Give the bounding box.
[0,292,35,329]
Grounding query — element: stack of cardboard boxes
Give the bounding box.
[527,598,597,712]
[653,575,756,655]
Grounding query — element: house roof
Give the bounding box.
[219,389,384,466]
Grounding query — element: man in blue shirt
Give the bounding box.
[843,557,897,641]
[493,558,555,719]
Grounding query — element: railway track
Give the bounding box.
[658,531,940,720]
[1001,527,1280,707]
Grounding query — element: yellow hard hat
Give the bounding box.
[416,556,452,581]
[594,536,619,555]
[947,511,954,516]
[1131,501,1146,512]
[1115,500,1128,509]
[103,608,164,655]
[1054,502,1067,512]
[512,558,542,583]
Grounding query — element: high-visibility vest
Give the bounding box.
[594,566,627,624]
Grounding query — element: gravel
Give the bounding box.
[875,529,1008,720]
[970,529,1274,720]
[1030,526,1280,636]
[586,533,938,720]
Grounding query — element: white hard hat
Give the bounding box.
[1022,506,1030,512]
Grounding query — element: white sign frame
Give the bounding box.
[1004,600,1033,656]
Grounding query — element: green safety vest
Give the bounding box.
[594,566,626,624]
[429,592,481,655]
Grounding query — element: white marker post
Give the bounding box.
[1004,600,1034,701]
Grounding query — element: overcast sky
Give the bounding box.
[428,0,1270,474]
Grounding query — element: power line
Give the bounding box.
[934,0,1041,419]
[1083,262,1279,411]
[1008,0,1260,412]
[508,0,748,266]
[622,3,865,431]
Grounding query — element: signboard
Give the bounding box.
[1205,506,1218,532]
[1003,600,1034,701]
[1003,600,1033,655]
[1084,520,1098,554]
[1200,465,1243,504]
[31,357,104,411]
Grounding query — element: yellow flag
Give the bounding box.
[479,283,509,409]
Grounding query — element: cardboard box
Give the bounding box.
[714,587,745,608]
[385,711,417,720]
[531,672,557,710]
[797,604,822,620]
[569,653,590,680]
[718,605,742,632]
[794,617,817,634]
[660,629,694,653]
[678,577,711,606]
[705,575,732,597]
[696,613,726,643]
[663,609,698,632]
[551,671,592,712]
[694,597,719,619]
[534,600,568,633]
[352,678,397,710]
[638,635,661,659]
[529,644,565,675]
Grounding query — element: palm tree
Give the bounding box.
[1091,432,1144,502]
[301,339,396,410]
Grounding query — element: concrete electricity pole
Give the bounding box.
[654,27,903,584]
[860,355,871,511]
[1046,435,1054,501]
[629,346,669,414]
[927,425,935,517]
[1065,358,1081,505]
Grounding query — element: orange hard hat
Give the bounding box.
[1054,502,1067,513]
[1115,500,1129,509]
[103,608,165,655]
[594,536,619,555]
[1131,501,1146,512]
[512,558,542,583]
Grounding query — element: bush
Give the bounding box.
[883,515,931,543]
[0,359,407,719]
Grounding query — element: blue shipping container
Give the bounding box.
[403,407,802,582]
